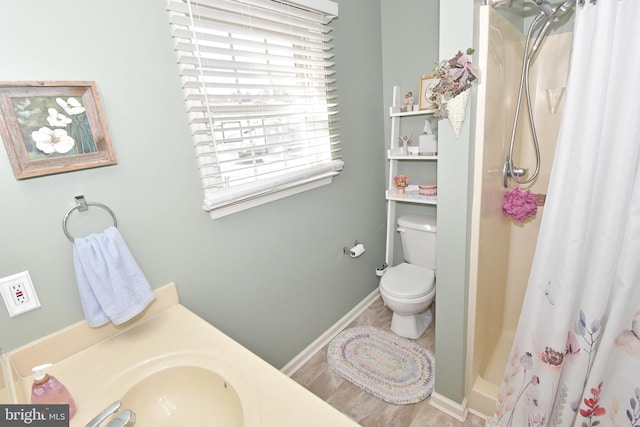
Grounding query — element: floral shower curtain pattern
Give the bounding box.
[489,0,640,426]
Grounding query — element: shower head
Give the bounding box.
[538,0,574,22]
[528,0,574,60]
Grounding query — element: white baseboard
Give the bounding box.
[429,392,469,422]
[281,288,380,376]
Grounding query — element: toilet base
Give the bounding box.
[391,307,433,339]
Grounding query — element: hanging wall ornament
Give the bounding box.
[446,89,470,138]
[422,48,479,139]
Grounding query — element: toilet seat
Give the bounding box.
[380,263,435,299]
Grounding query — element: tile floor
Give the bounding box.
[290,296,487,427]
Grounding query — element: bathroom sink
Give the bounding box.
[119,366,244,427]
[7,287,360,427]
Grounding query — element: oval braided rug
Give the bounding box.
[327,325,435,405]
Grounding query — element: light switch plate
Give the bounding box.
[0,271,41,317]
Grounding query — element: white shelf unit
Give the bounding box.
[385,185,438,204]
[385,86,437,265]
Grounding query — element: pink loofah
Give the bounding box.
[503,185,538,223]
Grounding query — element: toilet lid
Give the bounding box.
[380,263,435,298]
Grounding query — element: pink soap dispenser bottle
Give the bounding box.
[31,363,77,419]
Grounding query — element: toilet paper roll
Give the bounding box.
[350,243,365,258]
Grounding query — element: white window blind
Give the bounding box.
[167,0,342,218]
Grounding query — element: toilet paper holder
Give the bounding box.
[343,241,365,258]
[343,240,361,254]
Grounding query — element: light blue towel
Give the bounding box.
[72,226,155,327]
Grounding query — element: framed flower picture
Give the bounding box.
[418,77,438,111]
[0,81,116,179]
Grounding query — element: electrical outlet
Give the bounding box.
[0,271,40,317]
[10,282,30,305]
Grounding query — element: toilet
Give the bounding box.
[379,214,436,339]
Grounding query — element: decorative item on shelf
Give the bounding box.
[394,175,409,194]
[400,91,414,112]
[418,184,437,196]
[398,134,412,155]
[419,120,437,155]
[422,48,480,138]
[418,77,438,110]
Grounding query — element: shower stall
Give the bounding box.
[466,1,574,417]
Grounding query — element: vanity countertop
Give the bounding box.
[4,283,359,427]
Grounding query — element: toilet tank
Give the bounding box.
[397,214,437,269]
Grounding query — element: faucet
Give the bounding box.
[85,400,136,427]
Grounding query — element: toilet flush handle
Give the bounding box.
[396,227,407,233]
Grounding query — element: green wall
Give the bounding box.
[0,0,386,369]
[380,0,474,406]
[435,0,475,405]
[380,0,440,248]
[0,0,476,407]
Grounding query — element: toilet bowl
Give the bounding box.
[379,214,437,339]
[379,263,435,339]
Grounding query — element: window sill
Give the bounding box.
[204,168,342,219]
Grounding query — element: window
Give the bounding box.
[167,0,342,218]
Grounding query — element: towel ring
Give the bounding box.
[62,196,118,243]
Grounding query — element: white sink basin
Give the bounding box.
[120,366,243,427]
[94,351,260,427]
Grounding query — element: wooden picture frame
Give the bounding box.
[0,81,116,179]
[418,77,438,111]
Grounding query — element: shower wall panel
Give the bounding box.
[470,6,523,396]
[467,6,572,417]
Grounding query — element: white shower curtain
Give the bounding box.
[489,1,640,426]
